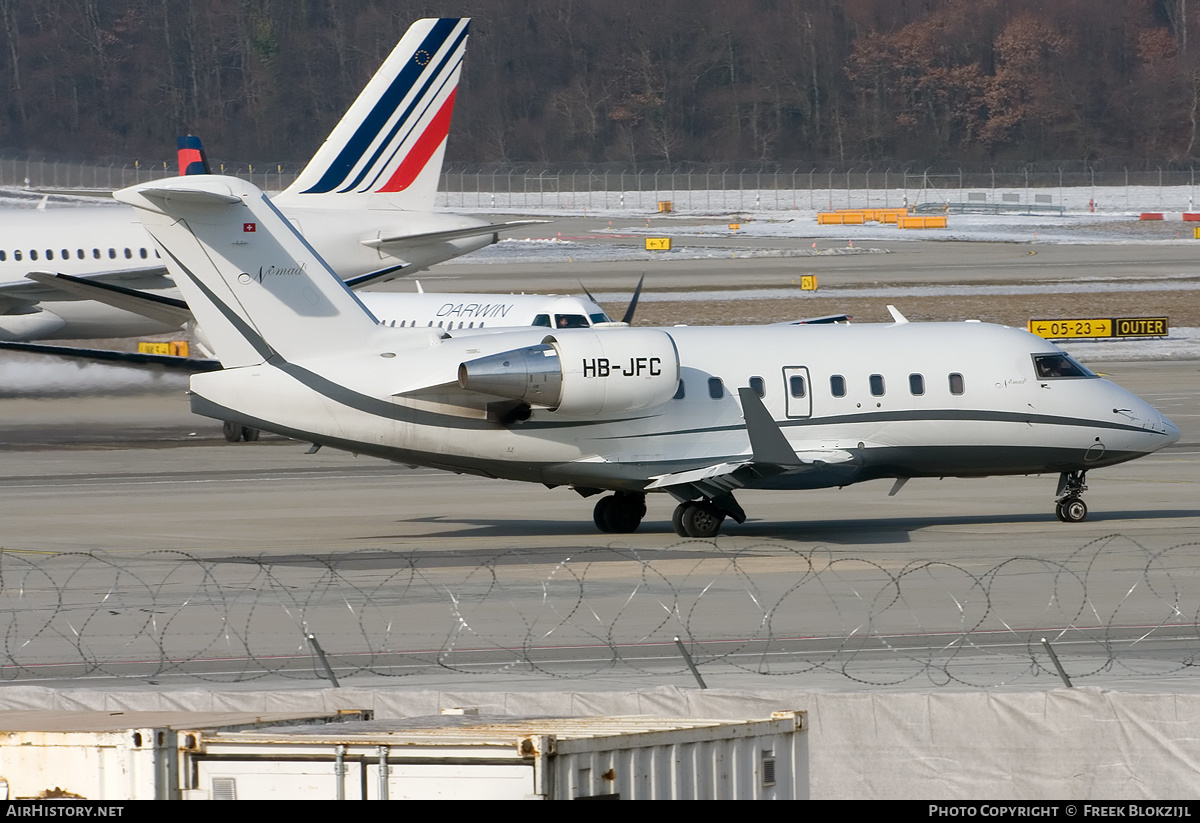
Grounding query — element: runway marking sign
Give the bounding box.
[645,237,672,251]
[800,275,818,291]
[1028,317,1168,339]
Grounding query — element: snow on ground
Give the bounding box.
[1051,327,1200,361]
[442,182,1200,220]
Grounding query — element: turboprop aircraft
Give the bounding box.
[113,174,1181,535]
[0,17,541,342]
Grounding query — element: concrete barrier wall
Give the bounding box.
[1,686,1195,799]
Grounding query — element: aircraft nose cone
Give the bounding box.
[1161,412,1182,445]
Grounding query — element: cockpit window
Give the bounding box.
[554,314,589,329]
[532,314,552,328]
[590,312,611,324]
[1032,353,1096,379]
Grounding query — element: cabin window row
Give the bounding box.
[686,372,966,400]
[0,247,158,262]
[383,319,489,329]
[828,372,965,398]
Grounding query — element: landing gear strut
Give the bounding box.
[593,492,647,533]
[1054,470,1088,522]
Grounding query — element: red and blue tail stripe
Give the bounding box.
[177,135,211,176]
[299,18,468,195]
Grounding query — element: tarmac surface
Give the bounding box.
[415,215,1200,291]
[1,228,1198,696]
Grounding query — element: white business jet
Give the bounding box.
[0,17,539,342]
[114,174,1181,536]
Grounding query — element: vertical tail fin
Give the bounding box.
[115,176,379,368]
[273,18,469,212]
[177,135,211,176]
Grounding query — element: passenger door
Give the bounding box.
[783,366,812,418]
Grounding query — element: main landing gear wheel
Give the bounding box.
[593,492,647,533]
[672,501,726,538]
[223,421,260,443]
[1054,470,1089,523]
[1056,498,1088,523]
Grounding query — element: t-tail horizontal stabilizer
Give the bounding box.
[114,176,380,368]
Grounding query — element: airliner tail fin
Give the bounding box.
[177,135,211,176]
[274,18,469,212]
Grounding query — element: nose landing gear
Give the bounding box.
[1054,470,1089,522]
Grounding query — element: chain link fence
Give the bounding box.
[6,153,1200,212]
[436,165,1200,213]
[0,153,303,194]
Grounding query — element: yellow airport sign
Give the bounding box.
[1028,317,1168,339]
[138,341,172,355]
[645,237,672,251]
[800,275,818,291]
[1028,319,1113,339]
[138,340,190,356]
[1113,317,1168,336]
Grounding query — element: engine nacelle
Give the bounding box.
[457,328,680,416]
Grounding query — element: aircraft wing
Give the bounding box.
[774,313,853,325]
[362,219,551,253]
[22,262,428,325]
[646,450,856,497]
[21,272,191,326]
[28,188,117,199]
[0,293,36,315]
[0,266,172,309]
[646,388,856,499]
[0,340,220,372]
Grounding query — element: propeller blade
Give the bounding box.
[621,274,645,325]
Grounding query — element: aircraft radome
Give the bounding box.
[114,175,1182,536]
[0,17,542,343]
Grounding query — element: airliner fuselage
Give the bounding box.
[0,203,493,340]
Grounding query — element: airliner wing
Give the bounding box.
[28,188,117,199]
[21,272,190,326]
[0,340,219,372]
[0,266,172,307]
[362,219,551,253]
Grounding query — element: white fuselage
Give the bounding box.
[189,320,1180,492]
[369,292,609,331]
[0,203,493,341]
